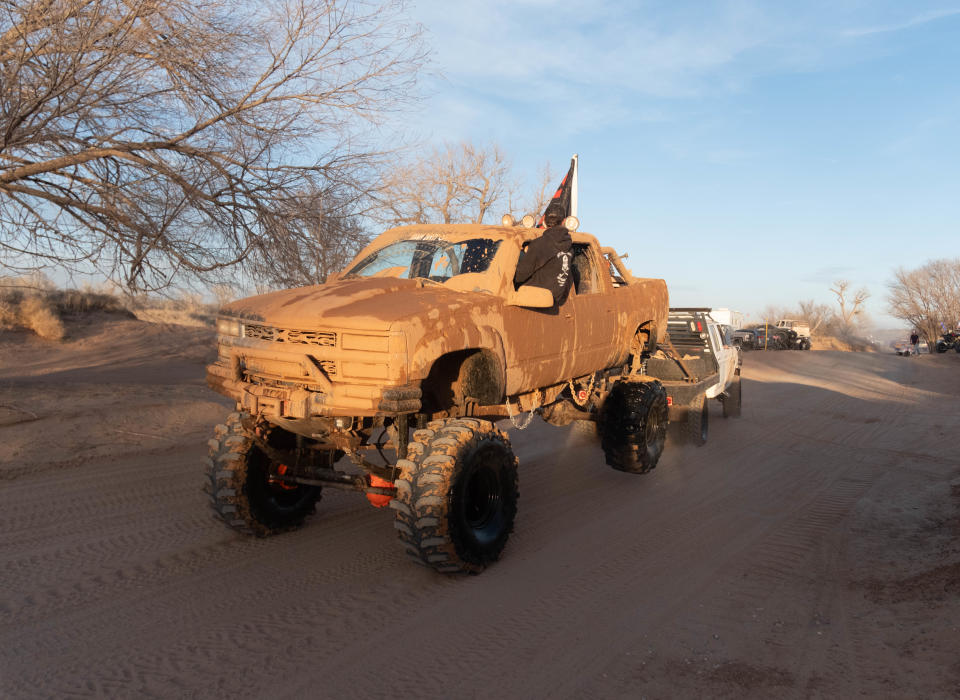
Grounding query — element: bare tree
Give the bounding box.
[509,161,555,221]
[830,280,870,329]
[758,304,792,325]
[247,182,370,288]
[797,300,834,334]
[0,0,426,290]
[374,141,519,226]
[888,258,960,349]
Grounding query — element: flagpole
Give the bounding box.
[571,154,579,218]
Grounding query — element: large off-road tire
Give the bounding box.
[391,418,519,574]
[684,393,709,445]
[936,340,947,353]
[205,412,321,537]
[598,380,669,474]
[722,371,742,418]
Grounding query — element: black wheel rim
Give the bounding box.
[459,445,507,547]
[644,400,667,459]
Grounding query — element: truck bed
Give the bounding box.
[645,308,720,382]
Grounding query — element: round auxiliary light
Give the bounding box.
[520,214,536,228]
[563,215,580,231]
[501,213,516,227]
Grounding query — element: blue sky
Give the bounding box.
[400,0,960,328]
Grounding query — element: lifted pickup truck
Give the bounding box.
[776,319,812,350]
[641,308,742,445]
[205,222,669,573]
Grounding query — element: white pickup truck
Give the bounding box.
[642,308,742,445]
[775,319,812,350]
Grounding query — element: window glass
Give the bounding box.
[346,238,502,281]
[571,244,599,294]
[606,260,626,288]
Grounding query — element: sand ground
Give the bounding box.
[1,315,958,699]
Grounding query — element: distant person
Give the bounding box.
[513,203,573,305]
[910,331,920,355]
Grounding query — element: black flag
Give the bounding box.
[538,156,577,228]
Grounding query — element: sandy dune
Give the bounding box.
[1,316,958,698]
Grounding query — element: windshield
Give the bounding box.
[345,238,502,281]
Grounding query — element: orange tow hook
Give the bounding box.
[366,474,394,508]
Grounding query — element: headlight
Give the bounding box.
[341,333,390,352]
[216,316,242,337]
[340,361,389,380]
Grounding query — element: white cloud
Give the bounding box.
[406,0,803,142]
[415,0,778,99]
[842,8,960,38]
[402,1,960,155]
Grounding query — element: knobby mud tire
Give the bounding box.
[722,371,742,418]
[598,380,669,474]
[205,412,321,537]
[684,393,709,446]
[391,418,519,574]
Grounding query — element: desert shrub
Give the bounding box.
[812,333,876,352]
[0,298,19,328]
[0,283,24,305]
[126,290,217,327]
[0,275,220,331]
[48,287,134,317]
[18,296,65,341]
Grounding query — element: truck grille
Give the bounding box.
[244,324,337,347]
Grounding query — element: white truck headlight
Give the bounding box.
[216,316,242,337]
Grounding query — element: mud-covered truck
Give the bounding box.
[206,222,669,573]
[642,308,742,446]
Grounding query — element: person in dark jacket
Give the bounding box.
[512,204,573,305]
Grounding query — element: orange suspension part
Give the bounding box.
[366,474,394,508]
[269,463,298,491]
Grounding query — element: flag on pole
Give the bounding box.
[538,154,578,227]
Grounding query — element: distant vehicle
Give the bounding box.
[775,319,812,350]
[644,308,742,446]
[709,308,743,329]
[753,325,791,350]
[894,340,928,356]
[935,330,960,353]
[731,328,757,350]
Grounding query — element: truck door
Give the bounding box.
[709,323,736,392]
[502,299,575,393]
[567,244,618,377]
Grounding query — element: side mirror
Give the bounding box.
[506,285,554,308]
